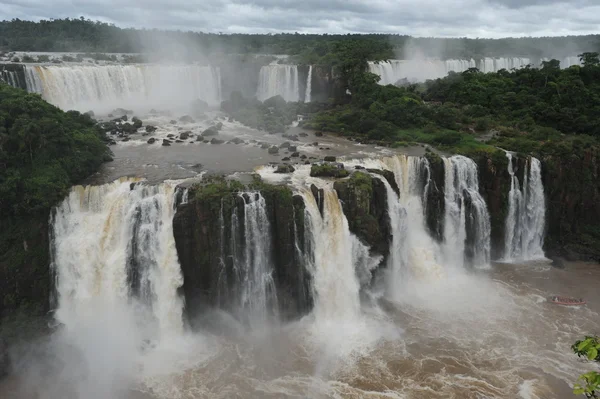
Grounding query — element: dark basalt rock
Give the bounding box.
[173,180,313,327]
[275,164,295,174]
[315,132,324,137]
[145,125,157,133]
[310,163,349,178]
[230,137,244,144]
[131,116,143,129]
[210,138,224,145]
[175,140,184,143]
[424,152,446,243]
[280,142,291,149]
[291,152,300,158]
[310,184,324,216]
[288,146,297,152]
[268,146,279,155]
[179,115,195,123]
[367,169,399,196]
[147,138,156,144]
[323,156,337,162]
[201,127,219,137]
[281,157,291,161]
[299,133,308,137]
[333,172,390,283]
[179,131,191,140]
[162,139,171,146]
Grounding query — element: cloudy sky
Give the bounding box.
[1,0,599,37]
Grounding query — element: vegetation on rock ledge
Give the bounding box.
[0,83,111,317]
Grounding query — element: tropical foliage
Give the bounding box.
[1,18,599,65]
[573,336,600,397]
[303,52,600,157]
[0,83,111,218]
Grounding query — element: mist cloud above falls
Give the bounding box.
[1,0,599,37]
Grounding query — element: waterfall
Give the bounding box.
[233,192,278,326]
[304,65,312,103]
[477,57,531,73]
[368,59,477,84]
[300,187,367,321]
[23,64,222,112]
[443,156,491,268]
[503,155,546,262]
[256,64,300,102]
[0,67,25,89]
[50,178,185,336]
[369,56,577,84]
[382,155,444,284]
[372,174,408,287]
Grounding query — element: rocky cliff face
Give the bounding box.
[0,216,50,319]
[0,63,27,90]
[474,152,512,260]
[541,149,600,260]
[424,152,446,243]
[334,171,392,269]
[173,177,312,327]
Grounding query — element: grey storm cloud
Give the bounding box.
[1,0,599,37]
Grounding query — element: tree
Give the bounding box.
[572,336,600,397]
[579,52,600,67]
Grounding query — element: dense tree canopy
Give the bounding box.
[304,52,600,157]
[1,18,599,65]
[0,83,112,218]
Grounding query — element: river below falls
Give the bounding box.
[2,261,599,399]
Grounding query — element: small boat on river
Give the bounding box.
[548,296,586,306]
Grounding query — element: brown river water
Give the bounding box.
[2,261,598,399]
[0,111,596,399]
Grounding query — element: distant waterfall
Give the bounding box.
[50,178,185,336]
[503,154,546,262]
[232,192,278,326]
[0,67,26,89]
[443,156,491,268]
[256,64,300,102]
[369,56,579,84]
[23,64,222,112]
[304,65,312,103]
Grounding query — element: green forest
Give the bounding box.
[0,84,111,219]
[303,52,600,159]
[1,18,599,65]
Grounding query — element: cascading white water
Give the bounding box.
[382,155,444,284]
[503,154,546,262]
[24,64,222,112]
[256,64,300,102]
[369,56,578,84]
[235,192,278,326]
[443,155,491,268]
[369,59,477,84]
[51,177,185,336]
[0,68,23,88]
[300,187,366,320]
[304,65,312,103]
[477,57,532,73]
